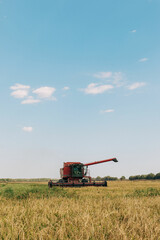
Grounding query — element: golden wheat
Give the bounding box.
[0,181,159,240]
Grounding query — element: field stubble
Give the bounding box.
[0,181,160,240]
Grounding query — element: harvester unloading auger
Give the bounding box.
[48,158,118,187]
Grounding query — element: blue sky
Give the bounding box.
[0,0,160,178]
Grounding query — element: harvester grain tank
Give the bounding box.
[48,157,118,187]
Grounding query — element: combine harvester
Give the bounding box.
[48,157,118,187]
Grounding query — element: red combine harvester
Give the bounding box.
[48,157,118,187]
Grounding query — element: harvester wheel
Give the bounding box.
[48,181,53,188]
[58,179,65,183]
[104,181,107,187]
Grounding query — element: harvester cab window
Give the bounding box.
[84,166,88,176]
[72,164,83,178]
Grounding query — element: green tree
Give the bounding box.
[155,173,160,179]
[120,176,126,180]
[146,173,155,180]
[95,176,101,181]
[140,175,147,180]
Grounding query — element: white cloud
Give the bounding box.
[93,72,112,79]
[83,83,114,95]
[22,127,33,132]
[10,83,30,90]
[11,89,29,99]
[50,96,57,101]
[113,72,125,87]
[21,97,41,104]
[10,84,57,103]
[131,29,136,33]
[63,86,70,90]
[33,87,56,98]
[127,82,146,90]
[101,109,115,113]
[138,58,148,62]
[10,83,30,99]
[92,71,125,87]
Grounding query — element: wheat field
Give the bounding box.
[0,181,160,240]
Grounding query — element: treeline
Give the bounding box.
[129,173,160,180]
[93,172,160,181]
[93,176,119,181]
[0,178,51,182]
[0,173,160,182]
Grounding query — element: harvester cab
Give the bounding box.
[60,162,84,181]
[49,157,118,187]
